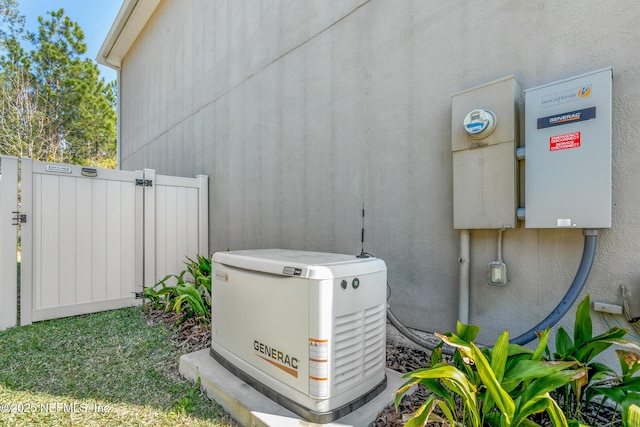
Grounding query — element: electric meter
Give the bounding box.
[463,109,497,139]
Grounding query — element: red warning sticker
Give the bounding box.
[550,132,581,151]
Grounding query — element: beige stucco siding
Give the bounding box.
[116,0,640,344]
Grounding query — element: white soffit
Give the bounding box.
[97,0,162,70]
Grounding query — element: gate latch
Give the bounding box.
[12,211,26,225]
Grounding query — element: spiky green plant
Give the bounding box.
[551,294,640,425]
[396,323,581,426]
[144,255,212,324]
[397,295,640,426]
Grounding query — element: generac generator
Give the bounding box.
[210,249,387,423]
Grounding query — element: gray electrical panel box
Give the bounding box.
[524,68,612,228]
[452,75,520,229]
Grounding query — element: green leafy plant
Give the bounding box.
[605,350,640,427]
[170,387,199,417]
[144,255,212,324]
[396,322,581,426]
[397,294,640,427]
[551,294,640,426]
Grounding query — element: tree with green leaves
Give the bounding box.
[0,0,23,41]
[0,5,116,167]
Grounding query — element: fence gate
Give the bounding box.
[0,156,208,329]
[0,157,19,330]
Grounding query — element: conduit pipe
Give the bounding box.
[386,308,455,355]
[383,229,470,356]
[510,229,599,346]
[458,230,471,324]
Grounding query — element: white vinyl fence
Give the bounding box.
[0,157,19,330]
[0,156,208,329]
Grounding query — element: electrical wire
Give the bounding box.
[601,312,640,341]
[620,284,640,337]
[384,270,447,350]
[356,217,452,353]
[362,249,392,301]
[371,248,453,354]
[386,307,455,355]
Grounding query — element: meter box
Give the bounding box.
[452,75,520,229]
[524,68,612,228]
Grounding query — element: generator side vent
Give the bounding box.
[363,304,386,374]
[333,303,386,393]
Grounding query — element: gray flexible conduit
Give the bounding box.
[387,307,455,355]
[387,228,598,351]
[510,229,599,346]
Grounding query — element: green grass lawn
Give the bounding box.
[0,306,233,426]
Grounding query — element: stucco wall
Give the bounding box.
[118,0,640,345]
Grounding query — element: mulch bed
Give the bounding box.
[371,343,434,426]
[145,307,212,354]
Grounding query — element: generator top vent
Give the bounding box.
[212,249,386,279]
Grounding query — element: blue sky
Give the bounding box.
[17,1,122,83]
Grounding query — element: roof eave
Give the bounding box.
[97,0,161,70]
